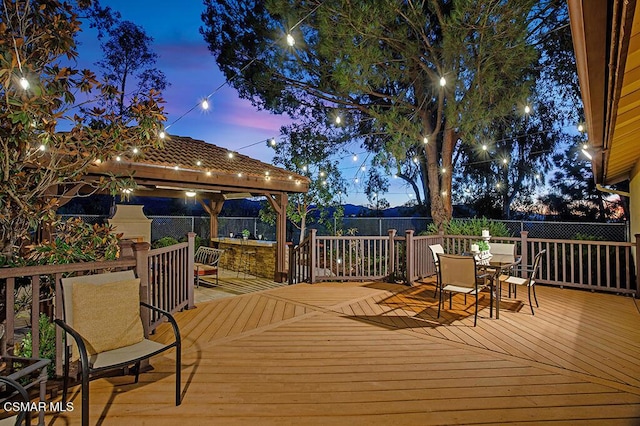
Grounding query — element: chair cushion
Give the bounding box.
[194,263,218,274]
[72,278,144,358]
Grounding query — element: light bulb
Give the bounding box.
[439,76,446,87]
[269,138,276,146]
[228,152,234,159]
[132,147,139,154]
[38,144,46,151]
[482,144,488,151]
[206,171,212,176]
[19,77,29,90]
[335,116,341,124]
[286,33,295,46]
[577,124,584,132]
[423,137,428,144]
[196,160,202,166]
[352,154,358,161]
[524,105,531,114]
[116,156,121,161]
[185,191,196,197]
[202,99,209,110]
[159,131,166,139]
[502,158,508,164]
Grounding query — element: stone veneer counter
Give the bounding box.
[211,237,277,279]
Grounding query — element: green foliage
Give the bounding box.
[573,233,605,242]
[426,218,511,237]
[25,217,121,265]
[0,0,166,259]
[152,236,179,249]
[15,314,56,379]
[242,229,250,238]
[477,241,490,252]
[201,0,558,228]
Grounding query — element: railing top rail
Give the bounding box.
[0,258,137,279]
[149,241,189,256]
[527,237,634,247]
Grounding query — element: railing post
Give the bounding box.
[405,229,415,285]
[309,229,317,283]
[133,242,151,338]
[635,234,640,298]
[388,229,397,282]
[520,231,529,275]
[187,232,196,309]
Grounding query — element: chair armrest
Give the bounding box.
[476,273,492,280]
[140,302,181,344]
[54,318,91,369]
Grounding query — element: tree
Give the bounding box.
[201,0,551,229]
[0,0,165,259]
[260,119,346,243]
[543,145,625,222]
[95,19,169,117]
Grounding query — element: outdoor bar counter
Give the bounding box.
[211,237,277,279]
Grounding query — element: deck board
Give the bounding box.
[48,279,640,425]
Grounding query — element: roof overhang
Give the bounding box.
[569,0,639,184]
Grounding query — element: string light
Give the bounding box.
[38,144,45,151]
[201,99,210,110]
[132,147,139,154]
[335,115,342,124]
[423,137,428,144]
[19,77,29,90]
[482,144,488,151]
[269,138,276,146]
[524,105,531,114]
[227,152,234,159]
[439,76,446,86]
[577,124,584,132]
[352,154,358,161]
[185,191,196,197]
[159,131,166,139]
[286,33,295,46]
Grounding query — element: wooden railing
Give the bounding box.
[0,236,195,377]
[146,233,195,330]
[290,230,638,297]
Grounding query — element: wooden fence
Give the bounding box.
[289,230,638,297]
[0,234,194,376]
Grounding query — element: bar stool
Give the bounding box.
[237,238,257,278]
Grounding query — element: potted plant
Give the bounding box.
[476,240,490,258]
[242,229,250,239]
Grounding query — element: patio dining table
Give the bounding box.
[475,254,522,319]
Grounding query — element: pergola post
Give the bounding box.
[267,192,288,282]
[199,194,225,244]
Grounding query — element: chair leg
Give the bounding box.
[437,288,443,318]
[81,364,90,426]
[449,292,453,309]
[134,361,141,384]
[176,341,182,406]
[528,285,535,315]
[532,284,539,307]
[473,293,478,326]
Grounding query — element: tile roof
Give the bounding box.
[139,135,304,180]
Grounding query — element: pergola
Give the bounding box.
[59,135,310,281]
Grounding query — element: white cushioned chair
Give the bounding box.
[55,270,181,426]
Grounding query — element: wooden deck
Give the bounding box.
[48,278,640,425]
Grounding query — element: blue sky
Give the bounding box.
[76,1,413,207]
